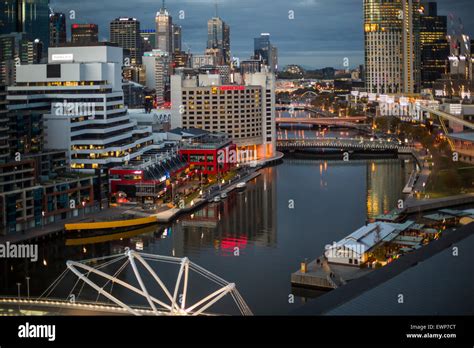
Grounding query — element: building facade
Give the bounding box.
[155,2,173,54]
[207,17,230,65]
[71,24,99,45]
[420,1,448,88]
[0,0,50,50]
[143,49,170,105]
[0,84,8,164]
[140,29,156,52]
[49,12,67,48]
[254,33,278,72]
[110,17,142,65]
[179,140,236,176]
[7,44,155,173]
[171,71,276,161]
[172,25,182,52]
[364,0,421,94]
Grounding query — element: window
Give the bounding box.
[47,64,61,78]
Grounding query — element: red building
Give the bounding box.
[179,141,237,176]
[109,155,189,204]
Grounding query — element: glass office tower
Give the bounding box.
[0,0,49,49]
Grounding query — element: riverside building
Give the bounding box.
[171,70,276,161]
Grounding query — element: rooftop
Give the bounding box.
[448,132,474,142]
[330,221,415,255]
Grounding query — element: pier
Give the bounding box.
[293,222,474,315]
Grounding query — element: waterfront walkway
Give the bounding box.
[154,170,262,223]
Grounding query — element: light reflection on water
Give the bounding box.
[0,158,412,315]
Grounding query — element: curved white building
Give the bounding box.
[7,43,154,173]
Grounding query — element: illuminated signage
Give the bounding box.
[219,86,245,91]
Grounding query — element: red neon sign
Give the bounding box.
[219,86,245,91]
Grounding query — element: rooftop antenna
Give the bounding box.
[215,0,219,18]
[162,0,166,10]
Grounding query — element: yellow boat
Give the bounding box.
[65,224,160,246]
[65,216,158,232]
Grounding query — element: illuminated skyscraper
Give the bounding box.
[155,0,173,54]
[364,0,421,94]
[420,1,449,88]
[172,24,182,52]
[0,0,50,50]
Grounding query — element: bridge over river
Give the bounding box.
[277,138,406,152]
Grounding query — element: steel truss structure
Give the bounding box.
[41,250,252,316]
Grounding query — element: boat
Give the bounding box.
[65,224,160,246]
[65,216,158,236]
[221,192,228,199]
[236,182,247,191]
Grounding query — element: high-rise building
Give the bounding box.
[143,50,170,105]
[172,25,182,52]
[171,71,276,160]
[49,12,67,47]
[192,55,217,69]
[207,16,230,65]
[0,0,50,50]
[110,17,142,65]
[364,0,421,94]
[254,33,278,72]
[0,0,17,34]
[155,0,173,54]
[0,84,8,164]
[71,24,99,45]
[448,34,472,81]
[420,1,449,88]
[141,29,156,52]
[240,59,262,75]
[172,51,190,69]
[8,43,155,172]
[1,33,43,87]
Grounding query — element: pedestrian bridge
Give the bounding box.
[276,116,367,127]
[0,251,252,316]
[277,138,402,151]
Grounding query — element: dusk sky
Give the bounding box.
[50,0,474,69]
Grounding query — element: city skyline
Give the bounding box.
[49,0,474,69]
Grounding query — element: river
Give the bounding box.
[0,157,413,315]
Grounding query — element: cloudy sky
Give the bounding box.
[50,0,474,69]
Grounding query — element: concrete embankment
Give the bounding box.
[154,171,262,223]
